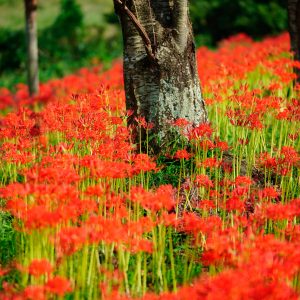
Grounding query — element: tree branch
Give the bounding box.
[173,0,189,52]
[114,0,157,62]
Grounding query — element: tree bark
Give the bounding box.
[114,0,207,146]
[24,0,39,96]
[288,0,300,82]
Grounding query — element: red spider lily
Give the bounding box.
[83,215,155,253]
[264,199,300,221]
[0,142,35,164]
[28,259,53,277]
[130,185,175,212]
[179,213,222,239]
[209,189,222,200]
[174,149,191,160]
[268,82,282,91]
[12,199,89,230]
[45,276,72,296]
[57,227,89,256]
[194,174,214,189]
[258,187,281,201]
[158,212,178,227]
[285,224,300,242]
[257,147,299,176]
[189,123,213,140]
[215,139,229,152]
[1,32,300,299]
[220,178,233,187]
[133,153,157,173]
[226,108,264,129]
[151,185,176,212]
[198,139,216,150]
[200,157,221,169]
[197,199,216,210]
[235,176,253,187]
[26,166,81,184]
[81,156,133,179]
[0,88,14,110]
[201,227,241,266]
[232,186,250,197]
[276,99,300,121]
[280,146,299,166]
[226,195,245,212]
[134,116,154,130]
[85,184,106,197]
[23,206,62,229]
[128,239,153,254]
[23,286,45,300]
[172,118,190,128]
[258,152,277,169]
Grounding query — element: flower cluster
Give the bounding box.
[0,32,299,299]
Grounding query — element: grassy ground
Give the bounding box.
[0,0,113,30]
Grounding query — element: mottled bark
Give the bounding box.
[24,0,39,96]
[114,0,207,146]
[288,0,300,82]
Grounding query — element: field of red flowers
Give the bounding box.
[0,32,299,300]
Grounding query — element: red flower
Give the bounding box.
[258,187,280,200]
[23,286,45,300]
[235,176,252,187]
[45,276,72,296]
[226,195,245,212]
[215,139,229,151]
[258,152,277,169]
[189,123,213,140]
[130,185,175,212]
[58,227,88,256]
[173,118,190,127]
[198,199,216,210]
[28,259,53,277]
[201,157,221,169]
[133,153,157,173]
[194,174,214,189]
[174,149,191,160]
[280,146,299,166]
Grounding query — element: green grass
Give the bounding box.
[0,0,113,30]
[0,211,16,266]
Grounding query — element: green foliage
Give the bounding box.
[0,29,25,72]
[0,211,16,266]
[41,0,84,57]
[190,0,288,46]
[0,0,289,88]
[0,0,122,90]
[51,0,83,39]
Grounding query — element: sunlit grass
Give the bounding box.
[0,32,299,299]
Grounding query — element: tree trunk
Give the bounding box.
[114,0,207,146]
[24,0,39,96]
[288,0,300,82]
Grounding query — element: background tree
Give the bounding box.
[114,0,208,146]
[24,0,39,96]
[190,0,287,46]
[288,0,300,82]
